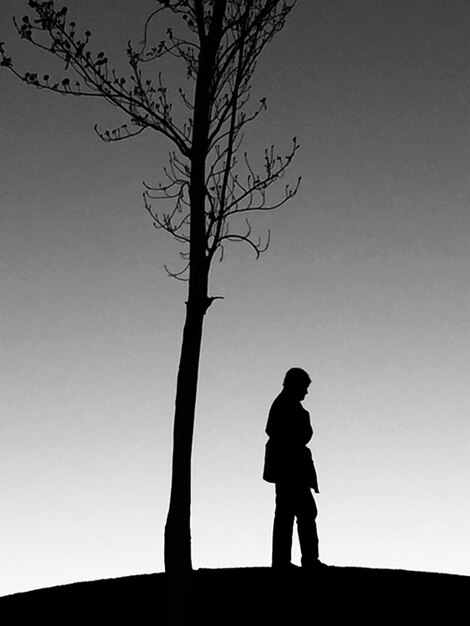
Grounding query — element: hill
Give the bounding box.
[1,565,468,624]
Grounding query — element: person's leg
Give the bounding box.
[295,485,320,567]
[272,482,296,567]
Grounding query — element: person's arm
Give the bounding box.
[300,410,313,444]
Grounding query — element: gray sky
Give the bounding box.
[1,0,469,595]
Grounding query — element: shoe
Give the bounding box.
[272,562,299,572]
[302,559,326,571]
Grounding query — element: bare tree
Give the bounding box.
[2,0,300,576]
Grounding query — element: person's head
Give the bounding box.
[282,367,311,401]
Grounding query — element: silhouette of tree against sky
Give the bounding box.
[1,0,300,593]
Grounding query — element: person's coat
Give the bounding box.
[263,390,319,492]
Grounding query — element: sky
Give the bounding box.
[1,0,470,596]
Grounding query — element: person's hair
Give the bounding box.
[283,367,311,388]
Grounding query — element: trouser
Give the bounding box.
[272,481,319,566]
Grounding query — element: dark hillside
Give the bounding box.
[1,566,468,624]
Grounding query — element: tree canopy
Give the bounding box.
[1,0,300,281]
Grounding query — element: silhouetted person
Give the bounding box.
[263,367,320,569]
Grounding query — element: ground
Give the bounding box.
[1,565,468,624]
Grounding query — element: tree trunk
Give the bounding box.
[164,5,227,623]
[164,0,227,578]
[164,292,207,574]
[163,285,207,625]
